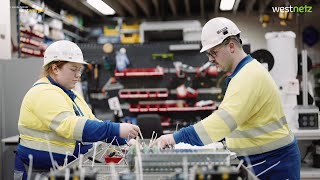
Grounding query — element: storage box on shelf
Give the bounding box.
[18,2,46,57]
[120,24,139,36]
[114,67,165,77]
[121,33,140,44]
[100,26,121,44]
[104,26,120,36]
[19,25,45,57]
[46,18,65,40]
[129,102,216,113]
[119,88,168,99]
[120,23,140,44]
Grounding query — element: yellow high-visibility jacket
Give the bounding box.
[194,59,294,156]
[18,77,96,155]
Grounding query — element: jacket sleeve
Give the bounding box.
[173,125,204,146]
[82,119,126,143]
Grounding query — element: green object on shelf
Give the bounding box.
[312,67,320,75]
[152,53,174,60]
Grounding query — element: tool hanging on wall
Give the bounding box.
[171,87,221,98]
[175,84,197,98]
[91,62,100,91]
[152,53,174,60]
[94,63,99,80]
[173,61,219,78]
[102,43,115,74]
[101,77,124,93]
[103,43,113,54]
[103,55,114,73]
[196,62,219,77]
[116,48,130,72]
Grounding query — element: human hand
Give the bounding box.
[126,139,137,146]
[150,134,176,148]
[119,123,140,139]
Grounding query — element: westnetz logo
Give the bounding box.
[272,5,312,13]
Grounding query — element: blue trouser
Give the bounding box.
[239,139,301,180]
[14,152,27,180]
[14,142,93,180]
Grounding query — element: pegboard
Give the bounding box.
[78,42,249,130]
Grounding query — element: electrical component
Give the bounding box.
[297,107,319,129]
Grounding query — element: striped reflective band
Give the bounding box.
[49,111,74,130]
[230,132,294,156]
[194,122,212,144]
[19,125,76,154]
[216,109,237,131]
[19,138,74,155]
[73,117,87,140]
[229,117,287,138]
[19,125,74,144]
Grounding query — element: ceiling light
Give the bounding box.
[86,0,115,15]
[220,0,236,11]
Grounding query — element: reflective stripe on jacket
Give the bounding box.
[194,59,294,156]
[18,77,95,154]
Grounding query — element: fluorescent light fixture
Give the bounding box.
[86,0,115,15]
[220,0,236,11]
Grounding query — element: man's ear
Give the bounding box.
[229,41,236,53]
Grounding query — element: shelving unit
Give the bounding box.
[20,0,84,31]
[19,28,45,56]
[164,66,220,77]
[114,67,165,77]
[292,128,320,140]
[119,88,168,99]
[81,42,222,134]
[17,0,87,58]
[62,29,84,41]
[129,102,216,113]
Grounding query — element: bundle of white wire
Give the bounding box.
[174,142,224,150]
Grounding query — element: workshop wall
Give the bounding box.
[79,41,250,132]
[0,58,42,180]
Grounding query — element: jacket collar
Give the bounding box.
[225,55,253,87]
[47,76,77,101]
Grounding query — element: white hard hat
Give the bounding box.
[200,17,241,53]
[43,40,88,67]
[119,48,126,54]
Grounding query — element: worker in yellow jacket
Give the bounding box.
[153,17,301,180]
[14,40,140,180]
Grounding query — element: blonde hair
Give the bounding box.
[40,61,68,78]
